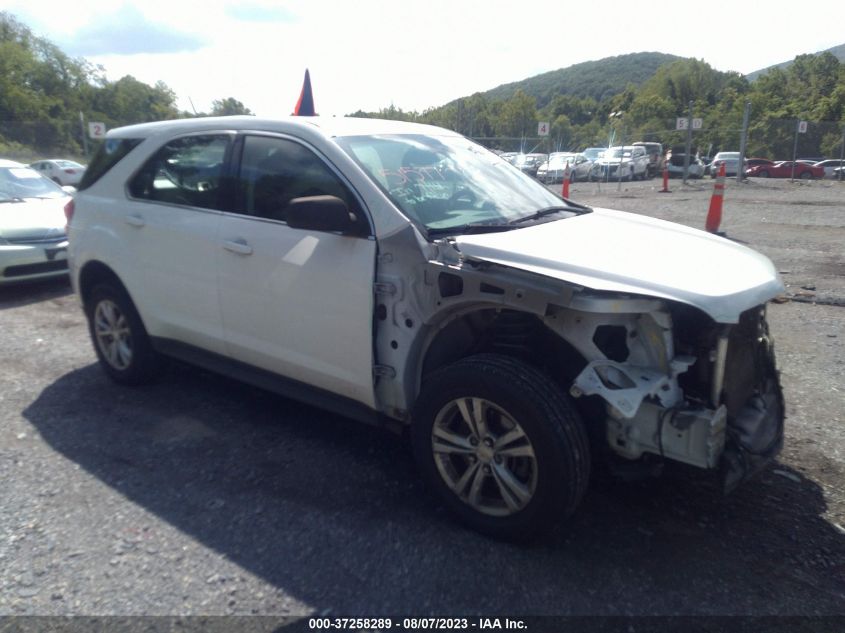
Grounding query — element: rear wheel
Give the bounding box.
[86,283,160,385]
[800,171,813,180]
[412,354,591,539]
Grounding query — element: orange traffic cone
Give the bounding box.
[705,162,726,233]
[562,161,571,198]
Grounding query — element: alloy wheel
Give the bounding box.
[94,299,133,370]
[431,397,538,517]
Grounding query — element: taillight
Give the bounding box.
[63,199,75,232]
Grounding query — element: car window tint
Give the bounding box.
[78,138,142,191]
[128,135,230,209]
[238,135,358,222]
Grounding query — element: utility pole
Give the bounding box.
[840,126,844,182]
[78,111,89,158]
[737,101,751,184]
[791,119,800,182]
[683,100,693,184]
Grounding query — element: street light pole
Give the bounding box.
[683,101,693,184]
[737,101,751,184]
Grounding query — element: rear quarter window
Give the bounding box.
[77,138,143,191]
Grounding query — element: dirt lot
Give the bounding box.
[0,177,843,619]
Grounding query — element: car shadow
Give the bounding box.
[23,364,845,615]
[0,276,72,310]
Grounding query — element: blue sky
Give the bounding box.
[2,0,845,117]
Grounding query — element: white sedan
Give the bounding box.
[29,159,87,187]
[0,160,71,284]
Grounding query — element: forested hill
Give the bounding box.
[746,43,845,80]
[478,52,683,107]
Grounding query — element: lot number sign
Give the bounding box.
[88,122,107,139]
[676,118,703,130]
[537,122,550,136]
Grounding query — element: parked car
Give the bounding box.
[67,117,785,539]
[710,152,745,177]
[536,152,592,183]
[29,159,86,186]
[813,159,845,178]
[0,159,71,284]
[590,145,649,181]
[631,141,663,177]
[666,151,705,179]
[745,161,824,179]
[745,158,774,169]
[513,153,547,177]
[832,166,845,180]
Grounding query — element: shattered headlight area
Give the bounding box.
[566,301,784,491]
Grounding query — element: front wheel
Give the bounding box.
[800,172,813,180]
[758,170,769,178]
[86,283,160,385]
[412,354,591,539]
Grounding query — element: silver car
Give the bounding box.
[0,160,71,284]
[536,152,592,183]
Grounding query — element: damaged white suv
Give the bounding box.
[67,117,784,538]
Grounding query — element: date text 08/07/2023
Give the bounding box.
[308,617,527,630]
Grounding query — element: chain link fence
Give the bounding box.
[3,117,844,168]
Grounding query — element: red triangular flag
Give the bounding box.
[293,69,316,116]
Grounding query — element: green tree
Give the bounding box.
[494,90,537,139]
[211,97,253,116]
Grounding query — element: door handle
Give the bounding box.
[222,239,253,255]
[125,214,145,228]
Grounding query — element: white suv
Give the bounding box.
[68,117,785,539]
[589,145,650,181]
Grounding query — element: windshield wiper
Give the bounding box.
[427,222,516,238]
[509,205,579,225]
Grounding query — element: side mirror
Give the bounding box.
[285,195,362,235]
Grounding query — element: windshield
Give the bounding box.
[549,155,577,167]
[0,167,67,202]
[336,134,582,235]
[604,149,632,159]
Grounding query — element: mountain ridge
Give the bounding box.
[744,43,845,80]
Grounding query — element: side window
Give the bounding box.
[128,135,230,210]
[238,135,360,222]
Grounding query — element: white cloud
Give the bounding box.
[1,0,844,116]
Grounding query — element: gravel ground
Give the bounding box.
[0,177,843,619]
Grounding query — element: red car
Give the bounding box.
[745,158,774,169]
[745,161,824,179]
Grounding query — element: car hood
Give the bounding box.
[454,207,784,323]
[0,197,68,241]
[595,158,632,165]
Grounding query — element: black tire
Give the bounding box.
[411,354,591,540]
[800,171,812,180]
[86,283,160,385]
[758,170,769,178]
